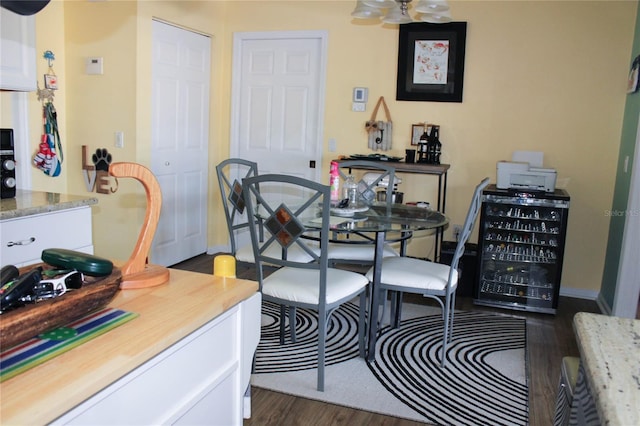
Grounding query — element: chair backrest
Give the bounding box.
[449,177,491,279]
[337,160,396,207]
[215,158,259,255]
[242,174,330,292]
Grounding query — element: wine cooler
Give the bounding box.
[474,184,570,314]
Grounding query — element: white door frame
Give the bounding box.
[229,30,328,183]
[612,112,640,318]
[11,92,31,190]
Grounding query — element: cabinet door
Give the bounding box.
[0,207,93,266]
[54,306,243,425]
[0,8,36,91]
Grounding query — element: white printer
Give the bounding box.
[496,161,557,192]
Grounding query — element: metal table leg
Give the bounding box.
[366,230,386,362]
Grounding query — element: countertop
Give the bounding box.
[0,190,97,220]
[573,312,640,425]
[0,268,259,425]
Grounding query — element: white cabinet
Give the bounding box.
[0,206,93,266]
[0,7,37,91]
[53,292,262,425]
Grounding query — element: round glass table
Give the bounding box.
[318,203,449,361]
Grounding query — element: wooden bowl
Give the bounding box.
[0,264,122,350]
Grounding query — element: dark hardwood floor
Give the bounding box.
[172,253,600,426]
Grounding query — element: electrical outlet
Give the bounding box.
[453,224,462,241]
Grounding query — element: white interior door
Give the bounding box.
[230,31,327,182]
[150,20,210,266]
[228,31,327,250]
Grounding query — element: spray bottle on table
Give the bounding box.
[330,161,340,202]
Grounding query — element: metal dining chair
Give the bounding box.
[243,173,369,391]
[365,177,490,367]
[216,158,259,263]
[216,158,314,264]
[327,161,403,266]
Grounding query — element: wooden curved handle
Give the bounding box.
[109,162,169,288]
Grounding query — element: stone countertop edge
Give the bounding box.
[0,190,98,221]
[573,312,640,426]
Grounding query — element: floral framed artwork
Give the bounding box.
[396,22,467,103]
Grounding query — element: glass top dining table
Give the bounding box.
[320,203,449,361]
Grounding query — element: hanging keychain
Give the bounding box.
[33,51,63,177]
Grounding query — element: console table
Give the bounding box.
[335,160,450,259]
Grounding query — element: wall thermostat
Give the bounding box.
[86,57,104,75]
[353,87,368,103]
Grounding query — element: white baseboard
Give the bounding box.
[207,245,230,255]
[558,287,598,300]
[560,287,608,314]
[596,293,612,315]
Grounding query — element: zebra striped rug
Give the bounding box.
[252,301,528,425]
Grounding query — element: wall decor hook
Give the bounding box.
[43,50,55,68]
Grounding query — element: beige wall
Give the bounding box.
[15,0,636,296]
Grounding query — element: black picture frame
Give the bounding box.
[411,124,424,145]
[396,22,467,103]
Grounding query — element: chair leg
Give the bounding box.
[379,289,388,329]
[279,305,286,345]
[389,290,397,327]
[448,292,456,343]
[358,290,367,358]
[317,312,328,392]
[289,306,297,343]
[440,293,455,368]
[390,291,403,328]
[441,307,449,368]
[279,305,297,344]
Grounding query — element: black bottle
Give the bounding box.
[426,126,441,165]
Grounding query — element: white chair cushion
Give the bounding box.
[327,242,399,262]
[263,267,368,305]
[235,244,256,263]
[235,242,315,264]
[365,256,458,291]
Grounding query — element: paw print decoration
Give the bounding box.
[92,148,112,171]
[81,145,118,194]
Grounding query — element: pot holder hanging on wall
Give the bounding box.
[365,96,393,151]
[33,51,63,177]
[33,101,63,177]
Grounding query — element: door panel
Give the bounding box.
[229,32,326,251]
[151,20,210,266]
[231,32,327,182]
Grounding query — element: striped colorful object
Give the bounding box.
[1,308,138,382]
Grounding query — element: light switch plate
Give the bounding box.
[328,138,336,152]
[352,102,366,112]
